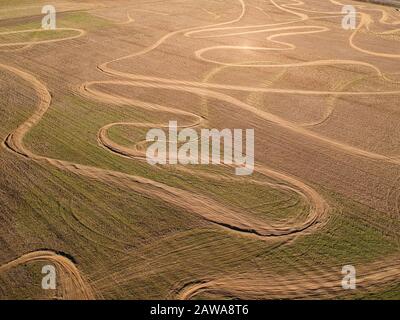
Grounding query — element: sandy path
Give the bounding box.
[81,0,400,298]
[1,61,328,238]
[0,250,94,299]
[1,0,330,238]
[0,28,85,48]
[177,254,400,299]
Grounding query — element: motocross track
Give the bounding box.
[1,0,400,299]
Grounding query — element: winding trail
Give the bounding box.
[0,250,94,300]
[0,28,85,50]
[178,254,400,299]
[1,62,328,238]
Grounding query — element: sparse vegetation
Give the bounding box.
[1,0,400,300]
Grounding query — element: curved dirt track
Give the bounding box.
[83,1,400,299]
[96,0,400,163]
[0,250,94,300]
[1,61,327,239]
[77,0,400,298]
[0,28,85,48]
[178,254,400,299]
[2,0,400,299]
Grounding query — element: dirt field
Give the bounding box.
[0,0,400,300]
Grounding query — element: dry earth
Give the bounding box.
[0,0,400,299]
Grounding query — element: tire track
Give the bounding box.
[81,0,400,299]
[0,250,95,300]
[0,61,328,239]
[0,28,85,48]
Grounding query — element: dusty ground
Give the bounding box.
[0,0,400,299]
